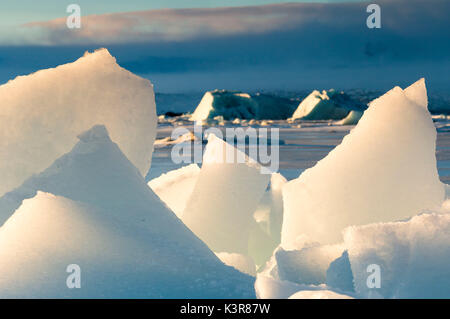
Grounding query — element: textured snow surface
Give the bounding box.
[0,126,255,298]
[282,79,445,246]
[0,48,157,197]
[343,211,450,298]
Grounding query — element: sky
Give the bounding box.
[0,0,364,27]
[0,0,448,93]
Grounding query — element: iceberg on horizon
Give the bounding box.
[190,90,297,121]
[148,164,200,218]
[290,89,362,121]
[338,110,364,125]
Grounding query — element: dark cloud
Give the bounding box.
[0,0,448,92]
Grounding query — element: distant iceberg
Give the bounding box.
[190,90,297,121]
[337,110,364,125]
[291,89,363,121]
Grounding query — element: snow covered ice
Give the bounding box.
[342,211,450,298]
[0,126,255,298]
[0,48,157,197]
[182,134,270,255]
[282,79,445,247]
[149,163,283,267]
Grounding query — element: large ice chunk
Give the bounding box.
[249,173,287,266]
[0,125,156,224]
[343,212,450,298]
[148,164,200,218]
[0,48,157,196]
[149,162,280,264]
[282,79,445,246]
[182,134,270,254]
[0,126,255,298]
[255,173,287,244]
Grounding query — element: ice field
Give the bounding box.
[0,49,449,299]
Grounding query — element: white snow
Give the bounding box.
[343,211,450,298]
[288,290,353,299]
[0,48,157,197]
[290,89,350,120]
[0,126,255,298]
[282,79,445,247]
[182,134,270,254]
[148,164,200,218]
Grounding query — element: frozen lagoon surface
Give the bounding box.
[149,118,450,184]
